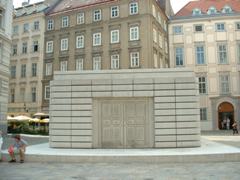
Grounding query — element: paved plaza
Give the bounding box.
[0,131,240,179]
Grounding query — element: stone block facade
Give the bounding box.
[50,69,200,148]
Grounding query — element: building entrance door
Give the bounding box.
[99,98,152,148]
[218,102,234,130]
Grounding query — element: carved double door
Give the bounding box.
[100,98,151,148]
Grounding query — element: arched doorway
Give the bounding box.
[218,102,234,130]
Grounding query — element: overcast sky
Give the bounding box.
[13,0,192,13]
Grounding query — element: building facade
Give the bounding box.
[8,2,49,115]
[0,0,12,132]
[169,0,240,130]
[42,0,170,112]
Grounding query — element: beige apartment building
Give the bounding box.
[169,0,240,130]
[8,2,49,115]
[42,0,170,112]
[0,0,12,132]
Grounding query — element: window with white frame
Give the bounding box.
[222,5,232,13]
[111,6,119,18]
[33,21,39,30]
[93,9,101,21]
[153,28,157,43]
[76,58,84,71]
[93,32,101,46]
[13,25,18,35]
[192,8,201,16]
[76,35,84,48]
[12,44,17,55]
[61,38,68,51]
[45,86,50,100]
[195,45,205,64]
[175,47,184,66]
[200,108,207,121]
[218,43,227,64]
[47,19,54,30]
[236,22,240,30]
[60,61,68,71]
[22,42,27,54]
[23,23,29,32]
[10,66,16,78]
[173,26,183,35]
[130,26,139,41]
[130,52,140,68]
[111,54,119,69]
[216,23,225,31]
[93,56,101,70]
[220,74,230,94]
[32,63,37,77]
[62,16,69,28]
[195,25,203,32]
[207,6,217,15]
[198,76,207,94]
[32,87,36,102]
[33,40,38,52]
[46,41,53,53]
[21,64,26,78]
[129,2,138,15]
[45,63,52,76]
[77,12,85,24]
[111,30,119,44]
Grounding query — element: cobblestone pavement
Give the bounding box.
[0,161,240,180]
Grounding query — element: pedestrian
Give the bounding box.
[226,118,230,130]
[0,130,3,161]
[8,134,28,163]
[232,121,239,135]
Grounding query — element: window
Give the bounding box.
[129,2,138,15]
[93,9,101,21]
[207,6,217,15]
[47,19,54,30]
[198,76,207,94]
[0,43,2,60]
[23,23,29,32]
[13,25,18,35]
[45,86,50,100]
[175,47,184,66]
[192,8,201,16]
[61,38,68,51]
[165,39,168,54]
[32,63,37,77]
[173,26,183,35]
[76,35,84,48]
[111,30,119,44]
[130,52,139,68]
[238,43,240,63]
[159,34,163,48]
[33,41,38,52]
[200,108,207,121]
[93,56,101,70]
[153,28,157,43]
[130,26,139,41]
[62,16,69,28]
[46,63,52,76]
[216,23,225,31]
[236,22,240,30]
[20,88,25,102]
[195,25,203,32]
[33,21,39,30]
[10,66,16,78]
[0,9,4,29]
[195,45,205,64]
[77,12,84,24]
[218,44,227,64]
[60,61,68,71]
[12,44,17,55]
[222,5,232,13]
[22,42,27,54]
[76,58,84,71]
[21,64,26,78]
[220,74,230,94]
[31,87,36,102]
[10,89,15,103]
[111,54,119,69]
[93,33,101,46]
[46,41,53,53]
[111,6,119,18]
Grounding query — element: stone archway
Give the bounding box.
[218,102,234,130]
